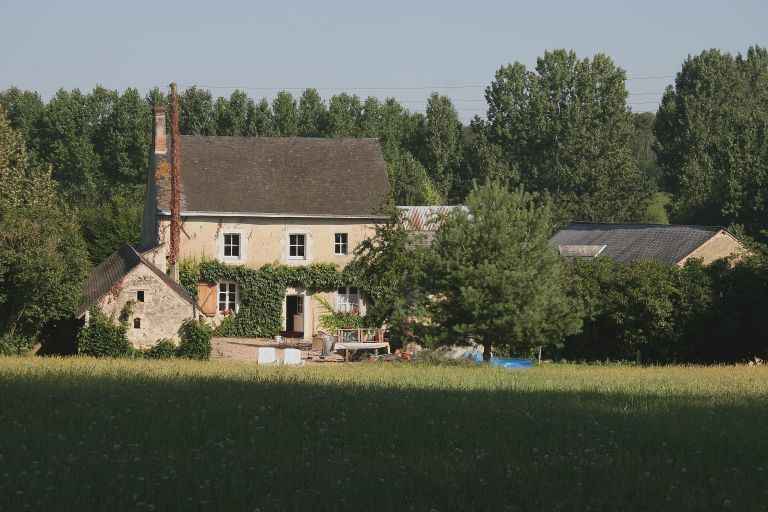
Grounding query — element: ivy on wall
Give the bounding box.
[179,259,371,337]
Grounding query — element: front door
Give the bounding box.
[285,295,304,337]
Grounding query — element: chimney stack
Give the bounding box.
[168,83,182,282]
[153,106,167,155]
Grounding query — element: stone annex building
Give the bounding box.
[78,106,390,347]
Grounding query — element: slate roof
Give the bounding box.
[78,245,195,317]
[158,136,390,217]
[549,223,723,264]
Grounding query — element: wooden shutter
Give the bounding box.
[197,282,218,317]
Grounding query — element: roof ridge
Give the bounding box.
[567,221,723,230]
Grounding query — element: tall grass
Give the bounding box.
[1,357,767,511]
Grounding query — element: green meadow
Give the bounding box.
[1,357,767,511]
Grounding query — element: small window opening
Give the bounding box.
[137,290,145,302]
[133,318,141,329]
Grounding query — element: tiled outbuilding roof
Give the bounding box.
[77,245,194,317]
[550,223,723,264]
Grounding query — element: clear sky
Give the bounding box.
[1,0,765,122]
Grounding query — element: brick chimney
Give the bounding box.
[153,106,167,155]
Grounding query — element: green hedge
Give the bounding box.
[176,320,213,360]
[180,259,369,337]
[77,308,132,358]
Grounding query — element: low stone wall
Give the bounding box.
[211,337,311,361]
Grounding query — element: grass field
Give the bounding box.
[1,357,767,511]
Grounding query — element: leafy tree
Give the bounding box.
[425,181,582,359]
[388,149,442,205]
[0,87,45,155]
[246,98,275,136]
[359,96,382,137]
[484,50,651,222]
[36,89,101,200]
[654,46,768,238]
[298,88,327,137]
[215,90,249,136]
[272,91,298,136]
[180,86,217,135]
[632,112,660,188]
[79,188,143,264]
[0,108,89,340]
[92,88,151,187]
[423,93,463,198]
[327,93,363,137]
[351,208,429,344]
[457,117,517,198]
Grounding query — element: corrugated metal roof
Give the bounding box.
[397,205,467,232]
[550,223,722,264]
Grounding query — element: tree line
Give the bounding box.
[1,45,766,356]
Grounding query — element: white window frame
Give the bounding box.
[336,286,360,313]
[218,281,239,314]
[220,231,245,262]
[288,233,307,260]
[334,233,348,256]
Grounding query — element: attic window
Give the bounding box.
[133,318,141,329]
[223,233,242,260]
[136,290,145,302]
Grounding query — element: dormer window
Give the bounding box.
[222,232,242,261]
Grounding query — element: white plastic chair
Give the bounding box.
[282,348,302,366]
[257,347,277,365]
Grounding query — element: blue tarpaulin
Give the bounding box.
[471,353,534,369]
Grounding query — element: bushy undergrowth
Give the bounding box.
[0,333,32,356]
[564,253,768,363]
[76,308,132,358]
[145,339,177,360]
[176,319,213,360]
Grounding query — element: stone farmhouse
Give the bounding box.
[79,106,390,347]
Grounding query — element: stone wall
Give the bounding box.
[97,263,195,348]
[157,216,376,267]
[677,230,746,266]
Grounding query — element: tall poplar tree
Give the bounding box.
[484,50,651,222]
[654,46,768,237]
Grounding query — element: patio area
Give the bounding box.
[211,329,390,364]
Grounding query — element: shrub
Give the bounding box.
[176,319,212,360]
[77,308,131,357]
[0,333,33,356]
[145,339,177,359]
[316,296,366,331]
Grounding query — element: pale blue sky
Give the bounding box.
[1,0,765,121]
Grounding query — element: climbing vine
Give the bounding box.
[179,259,371,337]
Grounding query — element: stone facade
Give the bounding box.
[96,263,195,348]
[677,230,746,266]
